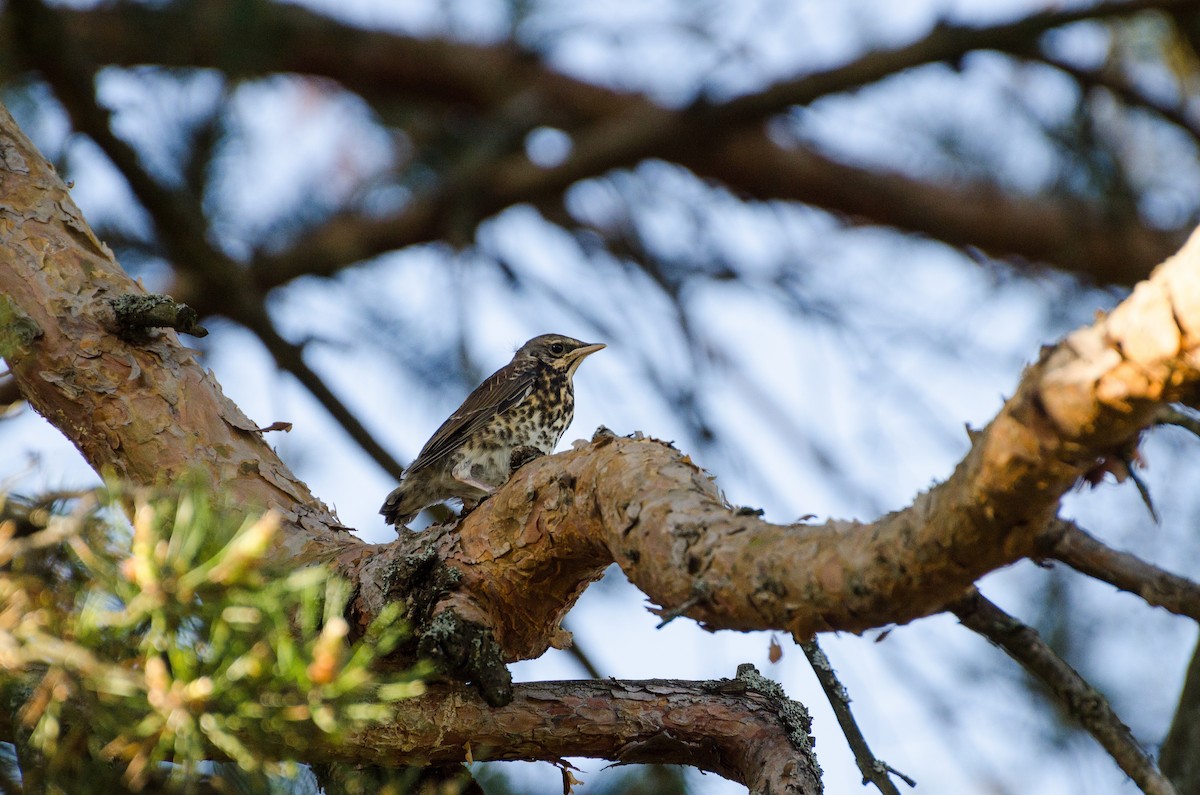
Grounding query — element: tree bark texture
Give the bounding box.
[7,86,1200,654]
[0,102,344,557]
[5,80,1200,779]
[316,676,822,795]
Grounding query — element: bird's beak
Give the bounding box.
[564,342,605,374]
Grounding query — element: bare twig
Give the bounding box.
[247,322,406,482]
[949,589,1176,795]
[1124,459,1161,523]
[801,639,913,795]
[1048,520,1200,621]
[560,619,602,679]
[1034,54,1200,147]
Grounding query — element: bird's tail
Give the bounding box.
[379,485,414,527]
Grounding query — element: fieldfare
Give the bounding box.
[380,334,605,528]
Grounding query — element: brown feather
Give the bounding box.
[381,334,604,527]
[404,357,537,473]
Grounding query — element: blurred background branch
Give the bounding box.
[6,0,1200,791]
[950,589,1176,795]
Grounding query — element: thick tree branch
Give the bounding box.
[312,675,821,794]
[675,135,1176,288]
[248,0,1193,293]
[28,0,1195,123]
[1049,519,1200,621]
[8,65,1200,789]
[949,590,1176,795]
[13,65,1200,651]
[7,0,407,483]
[12,0,1191,299]
[241,129,1177,313]
[342,228,1200,657]
[0,100,345,558]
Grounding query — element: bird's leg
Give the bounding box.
[509,445,544,474]
[452,460,497,495]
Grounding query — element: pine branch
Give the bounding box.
[1049,519,1200,621]
[949,590,1175,795]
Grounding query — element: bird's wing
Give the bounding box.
[406,359,537,473]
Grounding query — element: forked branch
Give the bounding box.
[5,84,1200,791]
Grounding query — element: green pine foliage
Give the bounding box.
[0,481,427,793]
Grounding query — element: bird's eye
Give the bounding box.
[549,342,565,355]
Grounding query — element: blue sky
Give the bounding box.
[4,0,1199,792]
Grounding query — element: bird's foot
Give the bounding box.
[509,445,544,473]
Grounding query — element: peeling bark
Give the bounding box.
[8,86,1200,657]
[0,102,345,559]
[316,675,822,795]
[6,86,1200,786]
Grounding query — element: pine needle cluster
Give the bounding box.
[0,481,426,793]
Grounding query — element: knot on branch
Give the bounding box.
[708,664,817,758]
[360,538,512,705]
[108,293,208,342]
[418,611,512,708]
[0,295,43,356]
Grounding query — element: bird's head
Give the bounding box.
[517,334,606,376]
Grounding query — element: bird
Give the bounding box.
[380,333,605,528]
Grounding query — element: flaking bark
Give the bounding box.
[6,90,1200,786]
[313,677,822,795]
[8,84,1200,658]
[0,102,344,559]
